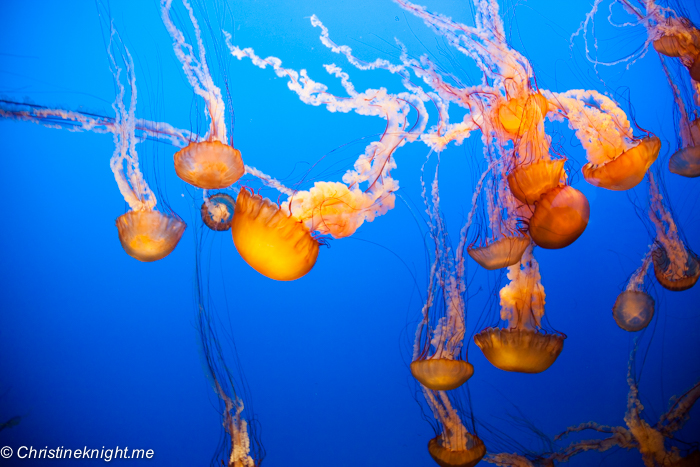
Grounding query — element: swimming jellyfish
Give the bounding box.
[648,172,699,291]
[474,244,565,373]
[613,249,655,332]
[108,30,185,262]
[411,157,474,391]
[161,0,244,190]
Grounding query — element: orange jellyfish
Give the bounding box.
[648,172,699,292]
[423,389,486,467]
[544,89,660,191]
[527,185,590,250]
[651,15,700,82]
[613,250,655,332]
[108,29,185,262]
[468,160,530,270]
[231,189,320,282]
[161,0,244,190]
[474,244,565,373]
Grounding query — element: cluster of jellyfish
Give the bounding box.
[1,0,699,465]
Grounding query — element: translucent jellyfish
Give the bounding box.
[201,193,236,231]
[107,29,185,262]
[552,347,700,467]
[423,389,486,467]
[411,160,474,391]
[468,159,530,270]
[231,189,320,282]
[669,118,700,178]
[161,0,244,189]
[648,172,699,291]
[474,245,565,373]
[613,249,655,332]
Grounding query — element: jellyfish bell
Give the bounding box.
[201,193,236,231]
[651,245,700,292]
[612,291,655,332]
[467,235,530,270]
[428,433,486,467]
[582,136,661,191]
[498,92,549,137]
[528,185,590,249]
[231,189,320,281]
[652,30,700,59]
[410,359,474,391]
[669,118,700,178]
[507,158,566,205]
[174,140,245,189]
[474,328,564,374]
[116,210,186,262]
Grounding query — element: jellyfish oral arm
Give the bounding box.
[161,0,228,143]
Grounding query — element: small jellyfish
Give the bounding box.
[652,18,700,81]
[613,291,655,332]
[648,172,699,292]
[428,433,486,467]
[107,27,185,262]
[161,0,245,190]
[528,185,590,250]
[474,244,565,373]
[231,189,319,281]
[468,159,530,270]
[116,211,186,262]
[669,118,700,178]
[412,161,474,391]
[174,141,244,190]
[498,92,549,138]
[201,193,236,231]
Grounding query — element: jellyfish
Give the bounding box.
[107,29,186,262]
[552,347,700,467]
[423,389,486,467]
[231,189,320,282]
[411,157,475,391]
[613,249,655,332]
[474,244,565,373]
[648,172,699,291]
[544,90,660,191]
[575,0,699,180]
[201,193,236,231]
[161,0,245,190]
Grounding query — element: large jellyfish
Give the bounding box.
[161,0,244,190]
[474,245,565,374]
[647,171,699,291]
[108,30,185,262]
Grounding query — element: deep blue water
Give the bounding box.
[0,1,698,466]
